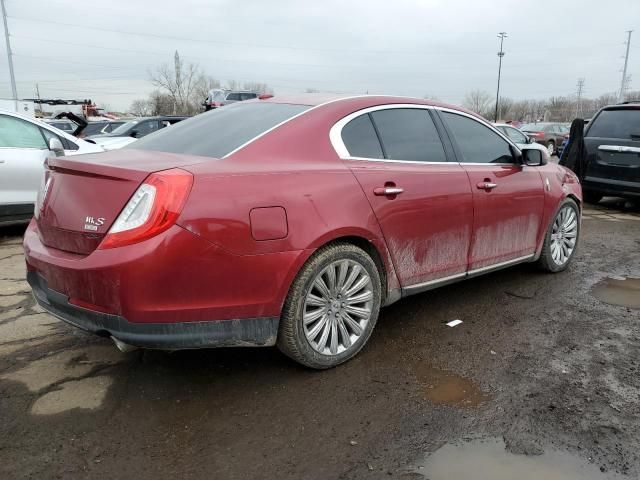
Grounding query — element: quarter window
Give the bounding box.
[0,115,47,149]
[442,112,514,164]
[341,114,384,159]
[370,108,447,162]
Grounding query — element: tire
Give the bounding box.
[546,140,556,157]
[277,242,382,369]
[537,198,580,273]
[583,191,602,204]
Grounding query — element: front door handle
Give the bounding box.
[476,181,497,190]
[374,186,404,196]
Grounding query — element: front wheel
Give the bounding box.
[277,243,382,369]
[537,199,580,272]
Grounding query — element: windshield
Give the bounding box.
[110,120,139,135]
[520,123,547,131]
[587,108,640,139]
[129,102,310,158]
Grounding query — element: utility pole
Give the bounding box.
[575,78,585,118]
[618,30,633,102]
[494,32,507,122]
[1,0,18,109]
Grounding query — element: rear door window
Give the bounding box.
[129,102,310,158]
[341,114,384,159]
[0,115,47,149]
[587,109,640,140]
[370,108,447,162]
[441,112,514,164]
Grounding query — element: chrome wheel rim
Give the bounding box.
[547,142,555,156]
[550,206,578,266]
[303,259,373,356]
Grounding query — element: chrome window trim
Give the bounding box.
[329,103,522,164]
[222,95,371,159]
[329,103,437,160]
[435,107,521,153]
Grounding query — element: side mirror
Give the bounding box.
[521,147,546,166]
[526,136,535,144]
[129,130,138,138]
[48,138,65,157]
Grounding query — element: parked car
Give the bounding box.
[520,122,570,156]
[0,110,103,225]
[581,102,640,203]
[494,123,549,158]
[78,120,126,138]
[204,89,259,110]
[87,116,187,150]
[24,95,582,369]
[43,119,76,134]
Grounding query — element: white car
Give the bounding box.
[494,123,550,159]
[0,110,103,225]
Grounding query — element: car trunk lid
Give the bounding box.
[36,150,210,255]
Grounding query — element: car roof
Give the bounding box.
[256,93,481,117]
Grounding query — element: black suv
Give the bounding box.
[582,103,640,203]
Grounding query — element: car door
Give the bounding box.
[335,106,474,289]
[438,110,545,271]
[0,114,51,215]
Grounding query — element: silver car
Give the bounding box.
[0,110,103,225]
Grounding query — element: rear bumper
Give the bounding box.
[583,176,640,198]
[28,271,278,349]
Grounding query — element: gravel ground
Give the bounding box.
[0,198,639,479]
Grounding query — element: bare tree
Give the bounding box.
[149,51,204,115]
[129,99,152,116]
[462,90,493,117]
[194,75,222,105]
[497,96,514,121]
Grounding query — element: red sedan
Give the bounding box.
[24,95,582,369]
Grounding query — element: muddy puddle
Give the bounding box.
[411,364,490,407]
[591,276,640,309]
[415,438,622,479]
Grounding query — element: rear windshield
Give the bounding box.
[129,102,310,158]
[587,108,640,139]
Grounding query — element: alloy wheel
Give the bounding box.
[303,259,373,356]
[550,205,578,266]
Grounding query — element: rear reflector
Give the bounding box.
[98,168,193,249]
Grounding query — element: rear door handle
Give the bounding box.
[476,181,497,190]
[373,186,404,196]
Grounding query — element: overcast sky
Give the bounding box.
[0,0,638,111]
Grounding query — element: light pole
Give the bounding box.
[1,0,18,110]
[494,32,507,122]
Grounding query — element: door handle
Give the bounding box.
[476,181,497,190]
[373,186,404,196]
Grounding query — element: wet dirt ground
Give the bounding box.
[1,198,639,479]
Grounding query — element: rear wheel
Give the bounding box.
[277,243,381,369]
[538,199,580,272]
[546,140,556,157]
[583,191,603,204]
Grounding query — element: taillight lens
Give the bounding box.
[98,168,193,249]
[34,164,51,219]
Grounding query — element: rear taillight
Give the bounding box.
[98,168,193,249]
[34,164,52,219]
[530,131,544,138]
